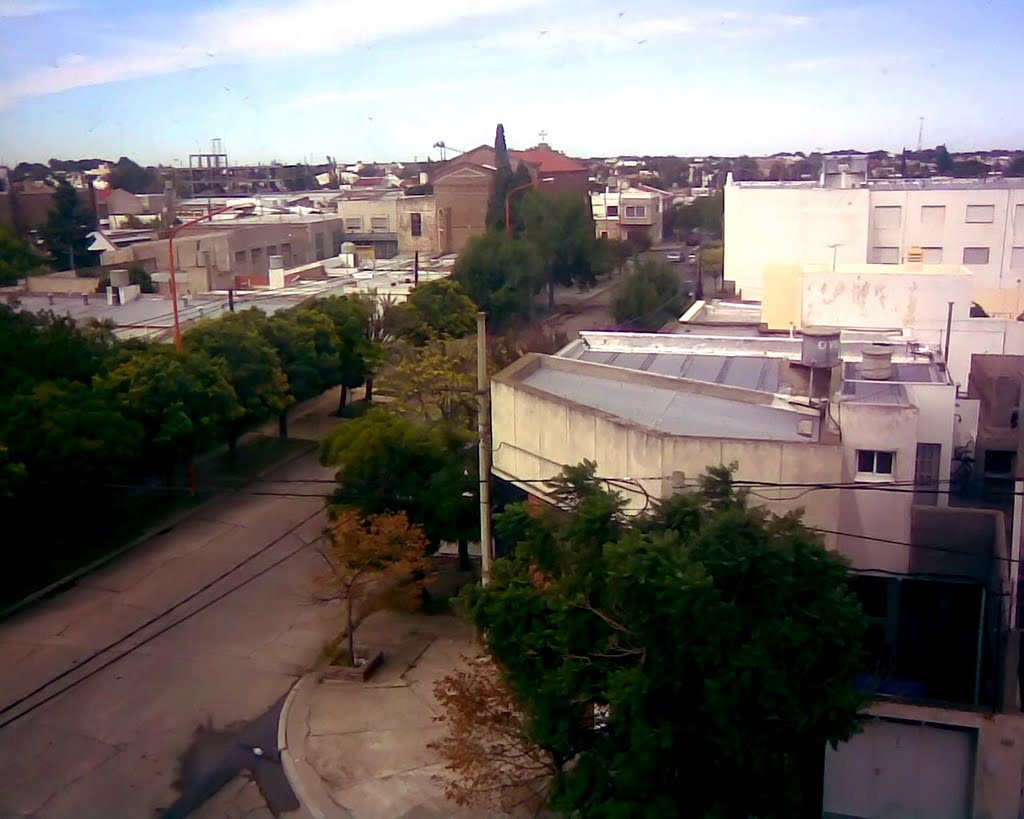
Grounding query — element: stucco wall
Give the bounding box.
[836,402,919,572]
[491,378,843,547]
[396,196,439,255]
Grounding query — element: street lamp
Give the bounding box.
[167,203,250,350]
[505,176,555,235]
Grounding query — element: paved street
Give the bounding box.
[0,448,340,819]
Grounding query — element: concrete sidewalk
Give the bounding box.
[279,609,513,819]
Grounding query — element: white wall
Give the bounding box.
[724,184,870,300]
[801,267,972,330]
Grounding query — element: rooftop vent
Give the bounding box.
[906,247,924,264]
[860,345,894,380]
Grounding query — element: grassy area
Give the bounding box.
[0,435,316,617]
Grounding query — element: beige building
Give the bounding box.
[336,191,440,258]
[590,187,665,244]
[99,215,344,292]
[491,329,1024,818]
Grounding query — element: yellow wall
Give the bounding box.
[761,264,803,330]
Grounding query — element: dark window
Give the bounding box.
[314,234,325,260]
[606,205,619,217]
[410,212,422,237]
[856,449,894,478]
[983,449,1015,476]
[914,443,941,506]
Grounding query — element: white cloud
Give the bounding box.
[788,53,914,72]
[291,80,484,110]
[0,0,540,106]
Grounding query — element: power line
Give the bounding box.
[0,502,328,731]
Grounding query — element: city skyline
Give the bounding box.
[0,0,1021,165]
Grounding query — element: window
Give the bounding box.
[873,205,901,229]
[914,443,941,506]
[314,234,325,260]
[410,212,422,237]
[266,244,278,259]
[371,216,389,233]
[965,204,995,223]
[234,250,246,266]
[871,246,899,264]
[600,230,609,239]
[606,205,619,217]
[920,204,945,225]
[856,449,895,480]
[624,205,646,218]
[1011,247,1024,269]
[962,246,990,265]
[344,217,363,233]
[281,242,292,264]
[1016,204,1024,227]
[921,246,943,263]
[983,449,1015,477]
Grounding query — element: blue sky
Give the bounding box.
[0,0,1021,165]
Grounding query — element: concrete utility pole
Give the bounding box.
[476,312,493,585]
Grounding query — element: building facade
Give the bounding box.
[591,187,664,244]
[725,175,1024,315]
[336,191,440,258]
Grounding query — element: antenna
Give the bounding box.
[916,117,924,152]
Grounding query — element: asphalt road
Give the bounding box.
[0,450,339,819]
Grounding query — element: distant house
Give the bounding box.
[510,143,589,196]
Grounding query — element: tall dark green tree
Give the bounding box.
[486,123,513,230]
[446,463,867,817]
[40,180,97,271]
[387,279,477,344]
[453,231,542,329]
[936,144,955,174]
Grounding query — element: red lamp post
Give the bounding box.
[504,177,555,235]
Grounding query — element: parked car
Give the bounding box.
[666,250,683,263]
[687,252,698,263]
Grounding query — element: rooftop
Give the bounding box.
[511,145,588,174]
[729,176,1024,192]
[501,354,821,443]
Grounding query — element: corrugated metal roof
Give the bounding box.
[576,350,782,393]
[844,361,940,383]
[840,381,912,406]
[521,367,817,442]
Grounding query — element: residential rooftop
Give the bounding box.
[729,176,1024,192]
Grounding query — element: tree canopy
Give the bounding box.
[442,463,867,817]
[0,226,44,285]
[387,279,477,344]
[310,295,380,409]
[40,180,98,271]
[453,231,541,330]
[611,258,687,330]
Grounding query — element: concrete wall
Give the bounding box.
[25,273,100,295]
[801,265,973,330]
[837,401,919,572]
[724,184,870,300]
[396,195,439,255]
[491,377,843,547]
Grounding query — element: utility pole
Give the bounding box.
[476,312,493,585]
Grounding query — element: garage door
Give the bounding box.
[823,718,974,819]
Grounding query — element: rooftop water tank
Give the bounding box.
[860,345,894,380]
[801,327,841,369]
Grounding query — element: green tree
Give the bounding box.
[1006,156,1024,177]
[520,192,604,310]
[453,232,541,329]
[96,344,243,481]
[184,313,291,452]
[379,336,477,430]
[387,279,477,345]
[486,123,514,231]
[310,296,380,411]
[611,258,686,330]
[445,464,866,817]
[0,380,143,487]
[700,242,724,293]
[110,157,157,194]
[40,180,97,271]
[0,443,26,499]
[320,409,478,568]
[0,226,44,285]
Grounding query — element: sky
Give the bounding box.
[0,0,1021,166]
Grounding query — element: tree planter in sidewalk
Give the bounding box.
[321,649,384,683]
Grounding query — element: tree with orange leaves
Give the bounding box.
[318,509,431,666]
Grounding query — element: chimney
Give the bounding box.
[860,345,894,380]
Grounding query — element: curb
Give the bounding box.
[0,438,319,623]
[279,674,349,819]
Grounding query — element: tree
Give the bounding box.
[700,242,724,294]
[96,344,243,481]
[935,144,955,174]
[0,443,26,500]
[317,510,431,666]
[110,157,157,194]
[442,464,866,817]
[1006,156,1024,177]
[519,191,607,310]
[486,123,514,231]
[310,296,379,410]
[0,226,43,285]
[184,313,291,451]
[387,279,477,345]
[320,411,478,567]
[611,258,686,330]
[39,180,97,271]
[379,336,478,430]
[453,231,541,330]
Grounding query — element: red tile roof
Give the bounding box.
[511,146,587,174]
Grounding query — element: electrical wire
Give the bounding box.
[0,501,329,732]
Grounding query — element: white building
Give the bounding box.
[490,330,1024,818]
[724,175,1024,316]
